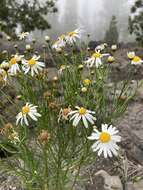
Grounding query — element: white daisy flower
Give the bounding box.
[131,55,143,65]
[88,124,121,158]
[52,35,66,50]
[127,51,135,60]
[22,55,45,76]
[84,50,109,68]
[0,68,8,83]
[65,28,81,44]
[8,54,24,75]
[95,43,107,51]
[68,106,96,128]
[18,32,29,40]
[16,102,41,126]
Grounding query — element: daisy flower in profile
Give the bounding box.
[22,55,45,76]
[8,54,24,75]
[58,65,70,75]
[95,43,107,51]
[0,68,8,83]
[52,35,66,50]
[18,32,29,40]
[66,28,81,44]
[68,106,96,128]
[127,51,135,60]
[131,55,143,65]
[84,50,109,68]
[88,124,121,158]
[16,102,41,126]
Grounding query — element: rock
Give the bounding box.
[92,170,123,190]
[125,182,134,190]
[125,180,143,190]
[117,102,143,165]
[134,180,143,190]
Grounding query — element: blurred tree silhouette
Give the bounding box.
[104,15,119,45]
[0,0,57,38]
[129,0,143,45]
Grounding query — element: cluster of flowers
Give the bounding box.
[52,28,81,50]
[0,54,45,83]
[2,29,143,160]
[16,102,121,159]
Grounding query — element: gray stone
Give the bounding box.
[94,170,123,190]
[125,182,134,190]
[117,103,143,165]
[134,180,143,190]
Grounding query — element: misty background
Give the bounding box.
[33,0,136,42]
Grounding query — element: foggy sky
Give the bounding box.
[33,0,136,42]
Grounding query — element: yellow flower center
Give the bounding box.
[78,107,86,115]
[132,56,141,63]
[83,79,91,86]
[10,57,17,65]
[28,58,36,66]
[99,132,111,143]
[22,106,30,114]
[92,52,102,58]
[59,35,65,40]
[67,31,76,37]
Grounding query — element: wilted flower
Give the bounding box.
[43,91,52,99]
[68,106,96,128]
[16,102,41,126]
[48,101,59,110]
[58,107,71,122]
[0,123,13,136]
[38,130,50,144]
[22,55,45,76]
[85,50,109,68]
[88,124,121,158]
[18,32,29,40]
[8,131,20,144]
